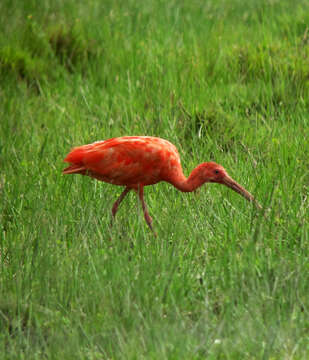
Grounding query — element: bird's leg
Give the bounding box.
[137,186,156,236]
[110,187,130,226]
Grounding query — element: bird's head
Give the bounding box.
[200,162,228,183]
[197,162,260,207]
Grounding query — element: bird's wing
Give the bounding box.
[63,137,182,186]
[72,138,176,186]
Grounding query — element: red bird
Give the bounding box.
[63,136,260,233]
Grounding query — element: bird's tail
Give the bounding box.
[63,145,91,175]
[62,164,87,175]
[63,145,91,164]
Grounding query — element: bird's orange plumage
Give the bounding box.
[63,136,182,188]
[63,136,260,233]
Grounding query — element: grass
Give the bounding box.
[0,0,309,358]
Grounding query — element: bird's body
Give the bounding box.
[63,136,183,189]
[63,136,260,233]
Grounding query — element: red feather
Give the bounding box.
[63,136,260,233]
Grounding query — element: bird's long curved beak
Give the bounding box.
[222,175,262,209]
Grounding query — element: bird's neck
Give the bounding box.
[169,165,205,193]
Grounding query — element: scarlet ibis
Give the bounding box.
[63,136,260,233]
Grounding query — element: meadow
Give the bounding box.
[0,0,308,358]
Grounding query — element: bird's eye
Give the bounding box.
[214,170,220,174]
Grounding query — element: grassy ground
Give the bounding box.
[1,0,309,358]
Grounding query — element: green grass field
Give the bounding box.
[1,0,309,358]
